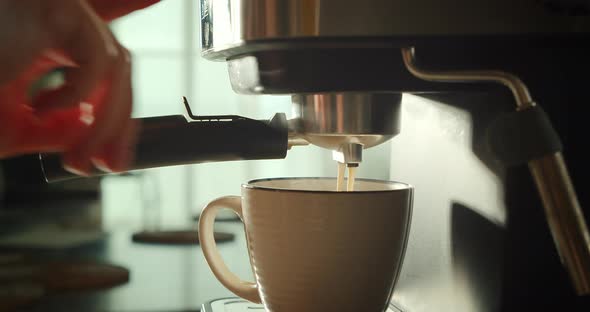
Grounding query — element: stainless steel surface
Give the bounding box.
[402,46,590,295]
[530,153,590,294]
[291,92,401,154]
[388,93,506,312]
[286,137,309,149]
[332,142,363,164]
[287,120,310,149]
[290,92,401,165]
[200,0,588,60]
[401,47,533,109]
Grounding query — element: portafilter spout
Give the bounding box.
[290,92,402,166]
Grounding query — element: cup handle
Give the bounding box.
[198,196,261,303]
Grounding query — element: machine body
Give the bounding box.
[198,0,590,310]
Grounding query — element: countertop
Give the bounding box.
[7,221,251,312]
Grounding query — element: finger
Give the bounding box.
[0,60,85,159]
[62,44,133,174]
[0,106,83,158]
[21,51,79,114]
[88,0,161,21]
[33,0,119,112]
[93,118,138,173]
[32,85,80,114]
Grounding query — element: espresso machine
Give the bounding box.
[39,0,590,310]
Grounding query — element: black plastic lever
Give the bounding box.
[41,113,288,182]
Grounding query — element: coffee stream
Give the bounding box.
[347,166,357,191]
[337,163,345,191]
[336,163,357,192]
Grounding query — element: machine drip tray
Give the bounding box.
[202,297,404,312]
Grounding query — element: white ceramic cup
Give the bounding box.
[199,177,413,312]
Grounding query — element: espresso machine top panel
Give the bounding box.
[201,0,589,60]
[200,0,589,95]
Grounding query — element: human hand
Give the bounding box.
[0,0,156,175]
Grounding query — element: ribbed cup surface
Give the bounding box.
[241,178,412,312]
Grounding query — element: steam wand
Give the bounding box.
[402,47,590,295]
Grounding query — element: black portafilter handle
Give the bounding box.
[40,113,289,182]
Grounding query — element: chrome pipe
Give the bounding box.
[401,47,590,295]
